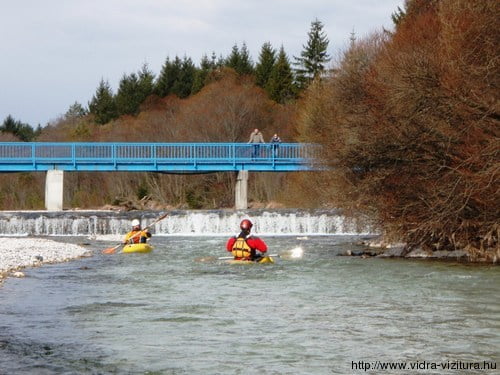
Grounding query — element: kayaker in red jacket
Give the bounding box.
[226,219,267,261]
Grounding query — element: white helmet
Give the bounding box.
[131,219,140,227]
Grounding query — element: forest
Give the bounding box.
[0,0,498,259]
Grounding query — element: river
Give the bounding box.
[0,234,498,374]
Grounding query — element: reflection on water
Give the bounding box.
[0,236,498,374]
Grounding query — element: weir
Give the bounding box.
[0,210,372,236]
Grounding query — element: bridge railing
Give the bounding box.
[0,142,320,172]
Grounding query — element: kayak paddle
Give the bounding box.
[215,247,304,261]
[101,212,168,254]
[217,253,280,260]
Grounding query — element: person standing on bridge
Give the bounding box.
[248,128,265,159]
[270,133,281,157]
[123,219,151,244]
[226,219,268,261]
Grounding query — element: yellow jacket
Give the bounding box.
[123,229,151,244]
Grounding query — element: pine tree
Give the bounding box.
[225,44,242,72]
[2,115,18,133]
[266,46,295,104]
[255,42,276,88]
[349,29,356,47]
[115,72,140,116]
[391,6,406,26]
[171,56,196,98]
[88,79,117,125]
[225,43,254,75]
[137,63,155,102]
[1,115,36,141]
[214,52,225,68]
[192,54,216,94]
[114,64,155,117]
[155,56,182,97]
[64,102,87,123]
[238,43,254,75]
[293,18,331,89]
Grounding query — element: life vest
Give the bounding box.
[125,230,146,244]
[231,235,252,259]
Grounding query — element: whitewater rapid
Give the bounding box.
[0,209,374,281]
[0,209,372,237]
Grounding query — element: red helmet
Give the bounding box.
[240,219,253,230]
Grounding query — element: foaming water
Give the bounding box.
[0,209,372,236]
[0,236,498,374]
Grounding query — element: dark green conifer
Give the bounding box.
[1,115,18,133]
[171,56,196,98]
[391,6,406,26]
[225,43,254,75]
[115,72,141,116]
[155,56,182,97]
[0,115,36,141]
[192,54,216,94]
[137,63,155,101]
[238,43,254,75]
[266,46,295,104]
[293,18,331,89]
[214,52,225,68]
[225,44,242,72]
[255,42,276,88]
[88,79,117,124]
[114,64,154,117]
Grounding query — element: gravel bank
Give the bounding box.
[0,237,92,283]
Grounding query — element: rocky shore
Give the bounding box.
[0,237,92,283]
[344,237,499,263]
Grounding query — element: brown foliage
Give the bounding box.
[171,70,275,142]
[0,173,44,209]
[0,132,22,142]
[296,0,499,255]
[0,70,298,210]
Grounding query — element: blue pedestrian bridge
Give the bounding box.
[0,142,320,173]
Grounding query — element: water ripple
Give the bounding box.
[1,235,498,374]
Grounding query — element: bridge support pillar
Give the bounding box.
[235,170,248,209]
[45,170,64,211]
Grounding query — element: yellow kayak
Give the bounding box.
[227,256,275,265]
[122,243,153,254]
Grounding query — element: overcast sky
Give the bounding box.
[0,0,404,127]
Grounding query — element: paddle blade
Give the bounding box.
[195,256,217,262]
[279,247,304,260]
[102,245,120,254]
[290,247,304,258]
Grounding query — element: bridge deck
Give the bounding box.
[0,142,319,172]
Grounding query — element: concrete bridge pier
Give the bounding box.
[235,170,248,209]
[45,170,64,211]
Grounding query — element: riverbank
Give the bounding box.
[347,237,499,263]
[0,237,92,284]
